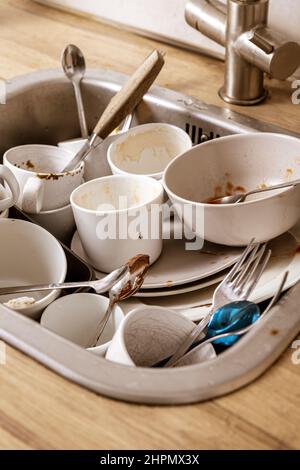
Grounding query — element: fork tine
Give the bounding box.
[234,243,266,292]
[234,244,266,296]
[226,238,257,283]
[244,248,272,299]
[231,243,261,289]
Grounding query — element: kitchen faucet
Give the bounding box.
[185,0,300,105]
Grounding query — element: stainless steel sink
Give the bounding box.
[1,68,300,405]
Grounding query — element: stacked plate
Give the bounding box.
[71,219,300,321]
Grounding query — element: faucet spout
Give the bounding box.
[185,0,226,46]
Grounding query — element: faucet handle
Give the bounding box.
[237,27,300,80]
[250,30,274,55]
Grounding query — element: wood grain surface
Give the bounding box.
[0,0,300,450]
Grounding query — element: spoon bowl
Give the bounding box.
[210,178,300,205]
[89,254,150,347]
[61,44,88,138]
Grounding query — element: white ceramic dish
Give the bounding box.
[136,270,227,297]
[0,219,67,319]
[4,144,84,214]
[0,166,20,212]
[0,184,11,219]
[71,230,241,289]
[105,305,216,367]
[41,293,124,356]
[164,133,300,246]
[107,123,192,180]
[58,137,113,181]
[70,175,164,272]
[0,208,9,219]
[133,223,300,320]
[30,203,75,244]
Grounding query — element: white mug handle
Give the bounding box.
[21,177,45,214]
[0,165,20,212]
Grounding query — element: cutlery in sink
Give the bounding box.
[207,178,300,205]
[163,239,272,367]
[62,49,165,172]
[88,254,150,347]
[0,255,149,297]
[173,271,288,367]
[62,44,88,139]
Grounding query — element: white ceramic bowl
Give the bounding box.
[163,133,300,246]
[0,219,67,318]
[107,123,192,180]
[41,293,124,356]
[105,305,216,367]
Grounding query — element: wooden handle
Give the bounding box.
[93,49,165,139]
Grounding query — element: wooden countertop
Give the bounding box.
[1,0,300,450]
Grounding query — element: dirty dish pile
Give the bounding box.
[2,45,300,375]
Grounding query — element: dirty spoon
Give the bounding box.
[210,178,300,204]
[89,254,150,347]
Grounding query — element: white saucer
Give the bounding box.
[123,225,300,320]
[136,270,228,297]
[71,231,242,289]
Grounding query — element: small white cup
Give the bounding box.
[0,165,20,213]
[105,306,216,367]
[30,203,75,244]
[41,293,124,356]
[4,145,84,214]
[107,123,192,180]
[70,174,164,273]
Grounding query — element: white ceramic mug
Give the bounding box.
[4,144,84,214]
[105,306,216,367]
[41,293,124,356]
[70,174,164,273]
[30,203,76,245]
[107,123,192,180]
[0,165,20,213]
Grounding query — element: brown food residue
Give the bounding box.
[126,254,150,275]
[25,160,34,169]
[37,172,68,180]
[203,181,247,204]
[270,329,280,336]
[226,181,234,194]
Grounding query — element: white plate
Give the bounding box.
[122,224,300,321]
[136,270,228,297]
[71,231,242,289]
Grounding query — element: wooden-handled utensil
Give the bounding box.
[63,49,165,172]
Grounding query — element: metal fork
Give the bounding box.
[173,271,288,367]
[164,240,272,367]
